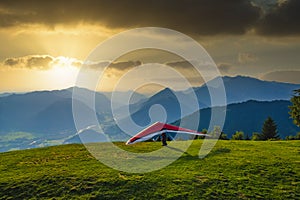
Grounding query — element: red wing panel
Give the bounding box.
[162,123,199,133]
[126,122,202,145]
[126,122,164,144]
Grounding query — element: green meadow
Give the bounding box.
[0,140,299,199]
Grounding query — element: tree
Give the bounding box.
[193,129,208,140]
[201,129,208,135]
[208,126,221,139]
[220,132,228,140]
[289,89,300,127]
[261,117,280,140]
[196,129,207,139]
[232,131,244,140]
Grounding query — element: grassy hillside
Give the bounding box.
[0,140,299,199]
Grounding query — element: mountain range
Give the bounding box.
[174,100,299,139]
[0,76,299,152]
[183,75,300,107]
[119,76,300,127]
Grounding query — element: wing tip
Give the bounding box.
[126,140,133,145]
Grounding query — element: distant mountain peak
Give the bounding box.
[161,87,173,92]
[221,75,261,82]
[152,87,174,97]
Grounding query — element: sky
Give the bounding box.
[0,0,300,92]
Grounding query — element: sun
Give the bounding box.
[53,56,82,68]
[47,56,81,88]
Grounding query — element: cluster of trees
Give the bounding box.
[201,116,299,141]
[285,133,300,140]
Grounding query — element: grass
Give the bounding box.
[0,140,299,199]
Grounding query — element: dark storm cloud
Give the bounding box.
[0,0,261,35]
[256,0,300,36]
[2,0,299,36]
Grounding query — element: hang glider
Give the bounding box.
[126,122,206,145]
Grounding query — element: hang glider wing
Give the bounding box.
[126,122,206,145]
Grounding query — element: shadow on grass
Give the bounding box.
[166,146,190,155]
[135,146,192,160]
[206,148,231,158]
[176,147,232,161]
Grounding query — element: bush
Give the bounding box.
[252,132,262,141]
[220,132,228,140]
[286,132,300,140]
[232,131,244,140]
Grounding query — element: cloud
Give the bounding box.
[2,55,84,70]
[85,60,141,70]
[1,55,144,73]
[166,60,234,74]
[2,0,300,36]
[51,56,83,68]
[152,76,205,86]
[100,61,143,77]
[79,60,142,78]
[109,61,142,71]
[260,70,300,84]
[256,0,300,36]
[165,60,206,78]
[0,0,261,35]
[166,60,193,69]
[217,63,232,72]
[238,53,258,64]
[166,60,227,74]
[3,55,53,69]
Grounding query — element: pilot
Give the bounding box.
[161,132,167,146]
